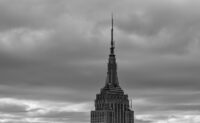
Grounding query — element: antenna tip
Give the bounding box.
[111,13,114,28]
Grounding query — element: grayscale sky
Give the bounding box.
[0,0,200,123]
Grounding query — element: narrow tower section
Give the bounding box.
[91,17,134,123]
[106,15,120,88]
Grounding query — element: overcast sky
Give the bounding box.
[0,0,200,123]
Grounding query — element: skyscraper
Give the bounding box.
[90,17,134,123]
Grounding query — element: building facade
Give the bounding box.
[90,17,134,123]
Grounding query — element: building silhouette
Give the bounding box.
[90,17,134,123]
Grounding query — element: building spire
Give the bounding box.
[104,15,120,88]
[110,13,114,55]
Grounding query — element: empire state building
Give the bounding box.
[90,17,134,123]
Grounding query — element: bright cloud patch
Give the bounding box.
[0,28,53,52]
[136,113,200,123]
[0,98,91,123]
